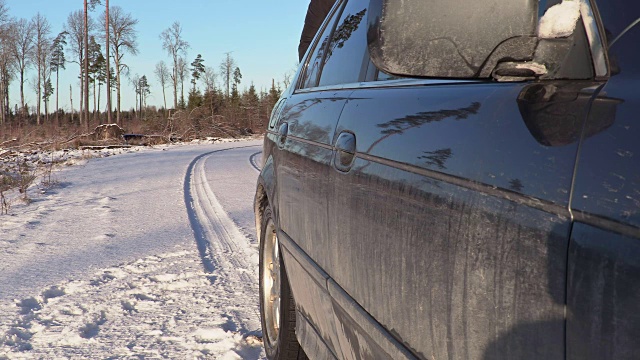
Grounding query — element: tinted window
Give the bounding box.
[299,2,344,89]
[318,0,369,87]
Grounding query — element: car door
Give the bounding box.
[566,2,640,359]
[272,1,352,355]
[324,2,605,359]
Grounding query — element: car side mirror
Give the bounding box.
[367,0,595,81]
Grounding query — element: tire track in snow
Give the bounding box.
[183,145,262,337]
[249,151,262,172]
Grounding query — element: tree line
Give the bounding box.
[0,0,286,145]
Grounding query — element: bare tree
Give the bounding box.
[103,5,138,126]
[177,56,187,108]
[31,13,51,125]
[283,70,294,89]
[0,1,13,124]
[203,66,216,93]
[105,0,111,123]
[130,73,139,116]
[82,0,102,129]
[0,37,13,125]
[0,0,8,24]
[160,22,189,109]
[83,0,89,129]
[10,19,35,116]
[154,60,169,110]
[66,10,95,128]
[219,52,236,98]
[203,66,217,116]
[86,0,111,122]
[0,34,13,123]
[69,83,74,122]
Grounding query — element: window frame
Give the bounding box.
[295,0,347,91]
[294,0,611,93]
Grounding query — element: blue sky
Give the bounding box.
[6,0,309,111]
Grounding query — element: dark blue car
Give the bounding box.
[255,0,640,358]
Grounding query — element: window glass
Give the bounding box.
[299,2,344,89]
[318,0,369,87]
[376,70,399,81]
[268,99,285,129]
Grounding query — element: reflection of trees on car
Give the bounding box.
[419,148,453,170]
[366,102,481,153]
[509,178,524,192]
[281,96,350,160]
[298,0,338,61]
[323,9,367,65]
[285,97,349,127]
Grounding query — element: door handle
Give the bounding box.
[277,122,288,148]
[333,132,356,172]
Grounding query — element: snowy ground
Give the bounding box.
[0,139,266,359]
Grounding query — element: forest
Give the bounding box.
[0,0,287,148]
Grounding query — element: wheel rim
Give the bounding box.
[262,218,281,345]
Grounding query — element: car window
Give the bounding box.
[318,0,369,87]
[268,98,285,130]
[299,1,345,89]
[376,70,399,81]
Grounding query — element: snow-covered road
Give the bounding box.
[0,140,266,359]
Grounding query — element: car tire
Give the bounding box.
[259,205,307,360]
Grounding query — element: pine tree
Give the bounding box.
[231,67,242,107]
[188,88,203,109]
[233,66,242,92]
[50,31,67,126]
[137,75,150,116]
[243,83,259,129]
[88,35,103,123]
[43,77,53,121]
[268,79,281,109]
[190,54,204,92]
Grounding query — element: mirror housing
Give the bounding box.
[368,0,543,79]
[367,0,593,81]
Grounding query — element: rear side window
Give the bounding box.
[268,98,285,130]
[318,0,369,86]
[299,2,345,89]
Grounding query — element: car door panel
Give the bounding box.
[277,89,351,276]
[275,89,351,356]
[278,228,340,358]
[567,15,640,359]
[567,224,640,360]
[327,81,599,359]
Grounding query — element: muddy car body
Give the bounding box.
[255,0,640,358]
